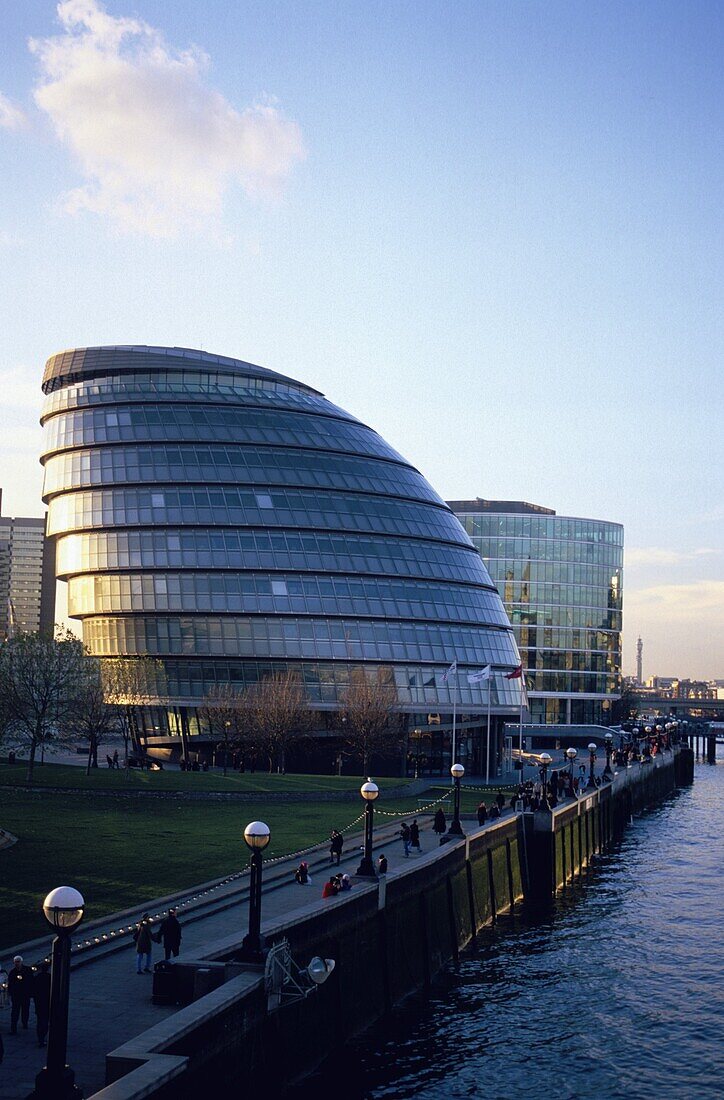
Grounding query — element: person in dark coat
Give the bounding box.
[377,853,388,875]
[409,819,421,851]
[32,962,51,1047]
[433,808,446,834]
[495,791,506,812]
[8,955,32,1033]
[329,830,344,865]
[400,821,411,857]
[134,914,154,974]
[489,802,501,819]
[158,908,182,961]
[477,801,488,825]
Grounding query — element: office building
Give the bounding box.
[0,491,56,639]
[449,499,623,725]
[40,346,525,769]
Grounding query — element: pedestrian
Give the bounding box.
[133,914,154,974]
[32,962,51,1047]
[377,853,388,875]
[157,908,182,961]
[477,801,488,825]
[400,821,411,858]
[489,802,501,819]
[106,754,114,768]
[495,791,506,813]
[433,808,446,835]
[409,819,421,852]
[322,877,340,898]
[339,874,352,891]
[294,861,312,885]
[8,955,32,1033]
[329,829,344,865]
[113,750,119,769]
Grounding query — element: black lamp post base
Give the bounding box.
[30,1065,83,1100]
[238,935,265,965]
[356,857,377,878]
[586,777,597,789]
[447,821,465,837]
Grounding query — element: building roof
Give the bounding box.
[446,498,556,515]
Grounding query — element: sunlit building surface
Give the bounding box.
[449,499,623,725]
[0,491,55,640]
[40,346,523,769]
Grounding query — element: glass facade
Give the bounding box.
[449,501,623,725]
[41,346,523,759]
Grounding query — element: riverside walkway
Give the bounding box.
[0,808,478,1100]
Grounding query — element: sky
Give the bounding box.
[0,0,721,679]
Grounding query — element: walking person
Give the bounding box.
[409,819,421,852]
[433,808,446,836]
[8,955,32,1033]
[157,908,182,961]
[400,821,411,858]
[329,829,344,866]
[134,914,154,974]
[477,801,488,825]
[32,962,51,1047]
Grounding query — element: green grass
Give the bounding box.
[0,761,411,794]
[0,784,435,950]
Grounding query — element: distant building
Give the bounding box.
[448,498,623,725]
[0,490,56,639]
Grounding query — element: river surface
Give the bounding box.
[288,751,724,1099]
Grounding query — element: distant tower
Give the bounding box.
[636,636,643,684]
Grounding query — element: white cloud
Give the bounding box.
[29,0,305,238]
[626,580,724,621]
[0,92,26,130]
[625,546,720,567]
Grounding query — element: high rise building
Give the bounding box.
[40,346,524,770]
[448,499,623,725]
[0,491,56,639]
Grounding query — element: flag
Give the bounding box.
[441,660,457,683]
[505,664,524,680]
[467,665,491,684]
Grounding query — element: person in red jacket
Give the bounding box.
[322,877,340,898]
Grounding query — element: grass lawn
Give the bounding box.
[0,784,440,950]
[0,761,411,793]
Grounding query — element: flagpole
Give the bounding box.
[451,678,457,766]
[518,671,525,762]
[486,675,492,785]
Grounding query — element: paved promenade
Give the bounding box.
[0,810,477,1100]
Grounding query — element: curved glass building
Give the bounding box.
[449,499,623,725]
[41,346,523,768]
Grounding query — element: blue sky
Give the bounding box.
[0,0,721,678]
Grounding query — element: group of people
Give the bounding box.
[399,819,421,857]
[321,873,352,898]
[179,759,208,772]
[476,791,507,824]
[105,749,120,768]
[0,955,50,1050]
[132,909,182,974]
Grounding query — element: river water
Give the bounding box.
[288,751,723,1099]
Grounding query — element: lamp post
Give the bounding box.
[30,887,85,1100]
[539,752,552,810]
[586,742,597,789]
[447,763,465,836]
[356,780,379,878]
[603,732,613,778]
[239,821,270,963]
[565,747,577,794]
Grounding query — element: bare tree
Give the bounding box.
[101,657,166,772]
[198,683,246,776]
[244,671,310,773]
[0,628,89,783]
[66,657,122,774]
[341,668,399,774]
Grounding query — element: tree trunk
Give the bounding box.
[91,735,98,768]
[26,738,37,784]
[86,747,92,776]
